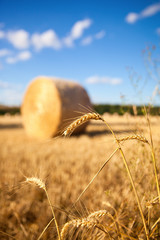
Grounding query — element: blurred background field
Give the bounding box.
[0,113,160,239]
[1,0,160,239]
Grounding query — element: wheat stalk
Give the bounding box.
[117,135,149,144]
[73,147,119,206]
[144,106,160,203]
[63,112,103,136]
[63,112,149,240]
[25,177,61,240]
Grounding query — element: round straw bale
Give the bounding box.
[21,76,92,139]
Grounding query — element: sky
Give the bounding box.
[0,0,160,106]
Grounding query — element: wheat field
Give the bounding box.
[0,113,160,239]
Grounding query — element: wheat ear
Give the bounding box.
[63,112,103,136]
[25,177,45,189]
[60,215,107,239]
[60,218,97,240]
[117,135,149,144]
[88,210,107,220]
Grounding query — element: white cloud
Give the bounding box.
[0,49,12,57]
[95,30,106,39]
[141,3,160,17]
[81,36,93,46]
[0,18,103,65]
[86,75,122,85]
[71,19,92,39]
[31,29,61,50]
[126,2,160,24]
[7,30,30,49]
[125,13,139,24]
[6,51,31,64]
[0,30,5,39]
[63,18,92,47]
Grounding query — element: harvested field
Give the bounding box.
[0,113,160,239]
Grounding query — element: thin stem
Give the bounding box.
[73,147,119,205]
[44,188,61,240]
[0,231,16,239]
[107,212,124,240]
[118,148,149,239]
[151,149,160,198]
[150,217,160,235]
[37,217,54,240]
[145,107,160,202]
[148,208,151,234]
[101,117,149,240]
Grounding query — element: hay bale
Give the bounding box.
[21,76,92,139]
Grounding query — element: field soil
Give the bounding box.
[0,114,160,239]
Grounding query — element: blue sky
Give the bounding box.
[0,0,160,106]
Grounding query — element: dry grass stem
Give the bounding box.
[73,147,119,205]
[151,217,160,232]
[0,231,16,239]
[117,135,149,144]
[63,112,103,136]
[115,146,149,240]
[96,114,149,240]
[37,218,54,240]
